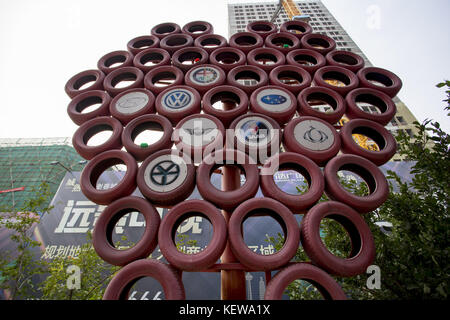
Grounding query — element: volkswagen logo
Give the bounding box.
[163,90,192,109]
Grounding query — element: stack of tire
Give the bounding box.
[65,19,402,300]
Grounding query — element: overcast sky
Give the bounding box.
[0,0,449,139]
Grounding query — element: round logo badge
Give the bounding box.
[179,118,219,147]
[294,120,335,151]
[190,66,219,85]
[115,91,149,114]
[256,88,291,113]
[235,116,274,147]
[160,89,194,111]
[143,154,188,192]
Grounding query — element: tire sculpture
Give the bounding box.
[66,18,402,301]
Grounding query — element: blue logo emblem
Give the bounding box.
[240,120,270,143]
[163,90,192,109]
[261,94,287,105]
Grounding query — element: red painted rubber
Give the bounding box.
[228,198,299,271]
[202,85,249,128]
[324,154,389,213]
[247,47,286,72]
[261,152,324,213]
[155,85,201,126]
[345,88,397,126]
[184,64,227,94]
[265,32,301,54]
[286,49,326,76]
[136,149,195,207]
[209,47,247,73]
[269,65,312,95]
[182,21,214,39]
[313,66,359,96]
[97,50,134,74]
[249,85,297,125]
[158,199,227,271]
[301,201,375,277]
[80,150,138,205]
[103,259,185,300]
[67,90,111,125]
[103,66,144,97]
[300,33,336,55]
[151,22,182,40]
[122,114,174,162]
[229,31,264,54]
[133,48,171,73]
[160,33,194,55]
[109,88,155,125]
[194,34,228,54]
[282,116,341,166]
[357,67,403,98]
[196,149,260,211]
[280,21,313,40]
[143,65,184,96]
[172,47,209,73]
[92,196,160,266]
[246,21,278,40]
[325,50,365,73]
[340,118,397,166]
[264,263,347,300]
[64,69,105,98]
[297,86,346,124]
[226,65,269,95]
[72,116,123,160]
[127,35,160,55]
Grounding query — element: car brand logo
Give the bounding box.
[192,67,218,84]
[150,161,180,186]
[303,126,329,144]
[163,90,192,109]
[183,127,216,136]
[117,96,148,109]
[240,120,270,143]
[260,94,287,105]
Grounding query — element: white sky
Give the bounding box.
[0,0,449,138]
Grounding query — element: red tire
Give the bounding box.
[283,116,341,166]
[260,152,324,213]
[345,88,397,126]
[340,119,397,166]
[144,65,184,96]
[72,116,123,160]
[122,114,174,162]
[136,149,195,207]
[158,200,227,271]
[264,263,347,300]
[184,64,226,94]
[97,50,134,74]
[280,21,313,40]
[103,66,144,97]
[229,31,264,54]
[247,47,286,73]
[300,33,336,55]
[109,88,156,125]
[228,198,300,271]
[80,150,138,205]
[133,48,171,73]
[229,113,282,164]
[182,21,214,39]
[265,32,301,54]
[209,47,246,73]
[160,33,194,55]
[249,85,297,125]
[326,50,365,73]
[92,196,160,266]
[64,69,105,98]
[324,154,389,213]
[171,47,209,73]
[103,259,185,300]
[67,90,111,125]
[151,22,181,40]
[173,113,225,161]
[301,201,375,277]
[226,65,269,95]
[246,21,278,40]
[297,86,346,125]
[196,149,259,211]
[269,65,312,95]
[202,85,249,128]
[155,85,201,126]
[127,35,160,55]
[286,49,326,76]
[194,34,228,54]
[313,66,359,97]
[357,67,403,98]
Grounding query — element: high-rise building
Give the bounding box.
[228,0,420,161]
